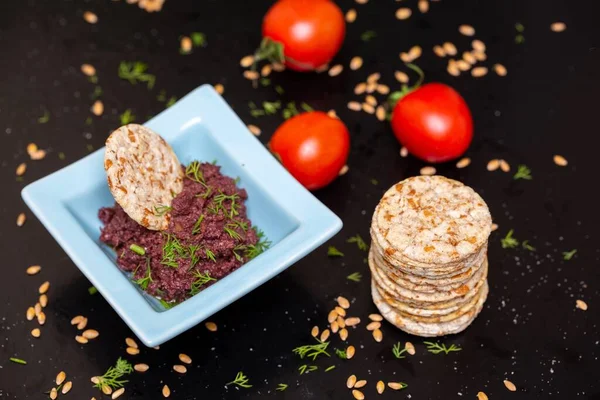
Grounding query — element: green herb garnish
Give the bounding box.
[120,109,135,125]
[501,229,519,249]
[213,192,240,219]
[360,30,377,42]
[370,178,379,185]
[86,144,94,152]
[293,339,330,361]
[130,244,145,256]
[191,32,207,47]
[161,233,187,268]
[88,286,98,295]
[93,358,133,391]
[347,235,368,251]
[224,224,243,241]
[260,78,271,87]
[192,215,204,235]
[298,365,318,375]
[244,227,271,260]
[282,102,300,119]
[9,357,27,365]
[190,271,216,295]
[424,341,461,355]
[38,110,50,124]
[522,240,536,251]
[58,152,66,160]
[327,246,344,257]
[276,383,288,391]
[85,117,93,125]
[166,96,177,108]
[154,205,172,217]
[204,248,216,262]
[91,86,103,100]
[325,365,336,372]
[134,258,153,290]
[263,101,281,115]
[118,61,156,89]
[347,272,362,282]
[335,348,347,359]
[159,298,176,309]
[563,249,577,260]
[514,165,532,180]
[392,342,407,359]
[300,102,313,112]
[227,372,252,388]
[185,161,205,183]
[275,85,284,95]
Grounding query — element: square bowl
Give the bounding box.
[22,84,342,346]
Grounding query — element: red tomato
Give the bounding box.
[262,0,345,71]
[270,112,350,190]
[390,83,473,163]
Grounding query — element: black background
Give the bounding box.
[1,0,600,398]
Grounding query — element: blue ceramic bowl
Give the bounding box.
[22,85,342,346]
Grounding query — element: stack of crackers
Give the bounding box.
[369,176,492,337]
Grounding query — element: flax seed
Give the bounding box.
[81,64,96,76]
[83,329,99,339]
[456,60,471,71]
[418,0,429,13]
[162,385,171,398]
[83,11,98,24]
[477,392,488,400]
[354,380,367,389]
[367,72,381,83]
[355,0,368,4]
[173,364,187,374]
[473,51,487,61]
[328,310,338,323]
[180,36,192,53]
[420,166,436,176]
[240,55,254,68]
[372,328,383,342]
[61,381,72,394]
[366,82,377,93]
[471,66,488,77]
[112,388,125,399]
[366,321,381,331]
[26,307,35,320]
[328,64,343,77]
[214,83,224,94]
[499,159,510,172]
[39,281,50,294]
[205,321,217,331]
[376,380,385,394]
[91,100,104,116]
[134,363,150,372]
[126,347,140,355]
[395,70,409,83]
[337,296,350,309]
[365,95,377,106]
[76,335,88,344]
[350,57,363,71]
[388,382,406,390]
[471,39,486,52]
[50,388,58,400]
[463,51,477,64]
[37,312,46,325]
[368,313,383,321]
[553,154,568,166]
[56,371,66,385]
[243,70,259,80]
[346,345,355,359]
[34,303,42,316]
[352,389,365,400]
[376,84,390,95]
[337,316,346,328]
[71,315,83,325]
[494,63,507,76]
[31,328,41,338]
[362,103,375,114]
[551,22,566,32]
[487,159,500,171]
[77,317,88,330]
[334,306,346,317]
[16,163,27,176]
[447,62,460,77]
[433,45,446,57]
[409,45,422,60]
[30,149,46,160]
[90,377,100,384]
[338,165,348,176]
[125,337,138,349]
[39,294,48,308]
[247,124,261,136]
[347,375,357,388]
[400,146,408,157]
[17,213,27,227]
[345,9,357,23]
[339,328,349,341]
[456,157,471,168]
[261,64,272,77]
[576,299,588,311]
[348,101,362,111]
[459,24,475,36]
[395,8,412,20]
[354,82,367,95]
[320,329,330,342]
[443,42,457,56]
[376,106,386,121]
[503,379,517,391]
[399,52,411,63]
[26,265,41,275]
[331,321,339,333]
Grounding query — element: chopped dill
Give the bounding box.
[501,229,519,249]
[185,161,205,183]
[189,271,216,295]
[244,227,271,260]
[192,215,204,235]
[293,339,330,361]
[120,109,135,125]
[227,371,252,388]
[118,61,156,89]
[276,383,288,391]
[335,348,347,359]
[563,249,577,260]
[347,235,368,251]
[514,165,532,180]
[154,205,172,217]
[424,341,461,355]
[93,358,133,391]
[205,248,216,262]
[347,272,362,282]
[392,342,407,359]
[327,246,344,257]
[134,258,152,290]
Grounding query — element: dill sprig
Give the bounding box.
[513,165,532,180]
[522,240,536,251]
[185,161,205,183]
[347,272,362,282]
[213,192,240,219]
[334,348,347,359]
[129,244,145,256]
[159,298,176,310]
[120,109,135,125]
[161,234,187,268]
[244,227,271,260]
[189,271,216,296]
[118,61,156,89]
[38,110,50,124]
[93,358,133,391]
[392,342,407,359]
[347,235,368,251]
[204,248,216,262]
[424,341,461,355]
[501,229,519,249]
[276,383,288,391]
[192,215,204,235]
[134,258,152,290]
[154,205,172,217]
[361,30,377,42]
[563,249,577,260]
[328,246,344,257]
[292,339,330,361]
[224,224,243,241]
[191,32,207,47]
[282,102,300,119]
[227,371,252,388]
[298,365,318,375]
[325,365,335,372]
[9,357,27,365]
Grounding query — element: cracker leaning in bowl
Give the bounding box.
[369,175,492,337]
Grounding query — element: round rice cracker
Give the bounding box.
[104,124,184,231]
[372,176,492,270]
[372,279,488,337]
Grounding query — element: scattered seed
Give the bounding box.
[443,42,457,56]
[331,321,339,333]
[75,335,88,344]
[320,329,330,342]
[366,321,381,331]
[372,328,383,342]
[102,385,113,395]
[487,159,500,171]
[553,154,568,166]
[456,157,471,168]
[205,321,217,331]
[354,380,367,389]
[37,312,46,325]
[34,303,42,316]
[328,310,338,323]
[350,57,363,71]
[459,24,475,36]
[499,159,510,172]
[352,389,365,400]
[503,379,517,392]
[240,55,254,68]
[17,213,27,227]
[354,82,367,95]
[214,83,224,94]
[471,40,486,53]
[471,66,488,77]
[91,100,104,116]
[491,223,498,231]
[71,315,83,325]
[400,146,408,157]
[31,328,41,338]
[56,371,66,385]
[365,95,377,107]
[368,314,382,322]
[261,64,272,77]
[376,84,390,95]
[376,106,386,121]
[112,387,125,399]
[347,375,357,389]
[494,63,507,76]
[61,381,72,394]
[399,52,411,63]
[177,353,192,365]
[125,337,138,349]
[367,72,381,83]
[83,11,98,24]
[346,345,356,359]
[272,62,285,72]
[345,9,357,23]
[247,124,261,136]
[420,166,436,175]
[126,347,140,355]
[26,265,41,275]
[338,165,349,176]
[433,45,446,57]
[243,70,259,80]
[376,380,385,394]
[394,71,409,84]
[134,363,150,372]
[50,388,58,400]
[463,51,477,64]
[83,329,99,339]
[39,294,48,308]
[180,36,192,53]
[405,341,416,355]
[77,317,88,330]
[30,149,46,160]
[339,328,349,341]
[337,316,346,328]
[90,377,100,384]
[477,392,489,400]
[408,45,422,61]
[328,64,344,77]
[366,82,377,93]
[334,306,347,317]
[16,163,27,176]
[81,64,96,76]
[576,299,588,311]
[362,103,375,114]
[418,0,429,13]
[26,307,35,321]
[39,281,50,294]
[551,22,566,32]
[348,101,362,111]
[388,382,406,390]
[355,0,368,4]
[337,296,350,309]
[173,364,187,374]
[395,8,412,20]
[456,60,471,71]
[328,109,339,119]
[162,385,171,398]
[447,62,460,77]
[473,51,487,61]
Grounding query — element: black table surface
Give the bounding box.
[2,0,600,398]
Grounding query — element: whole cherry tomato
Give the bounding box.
[270,112,350,190]
[259,0,346,71]
[390,66,473,163]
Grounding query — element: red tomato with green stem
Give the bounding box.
[389,64,473,163]
[269,112,350,190]
[255,0,346,72]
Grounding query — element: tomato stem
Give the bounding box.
[405,63,424,91]
[388,63,426,109]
